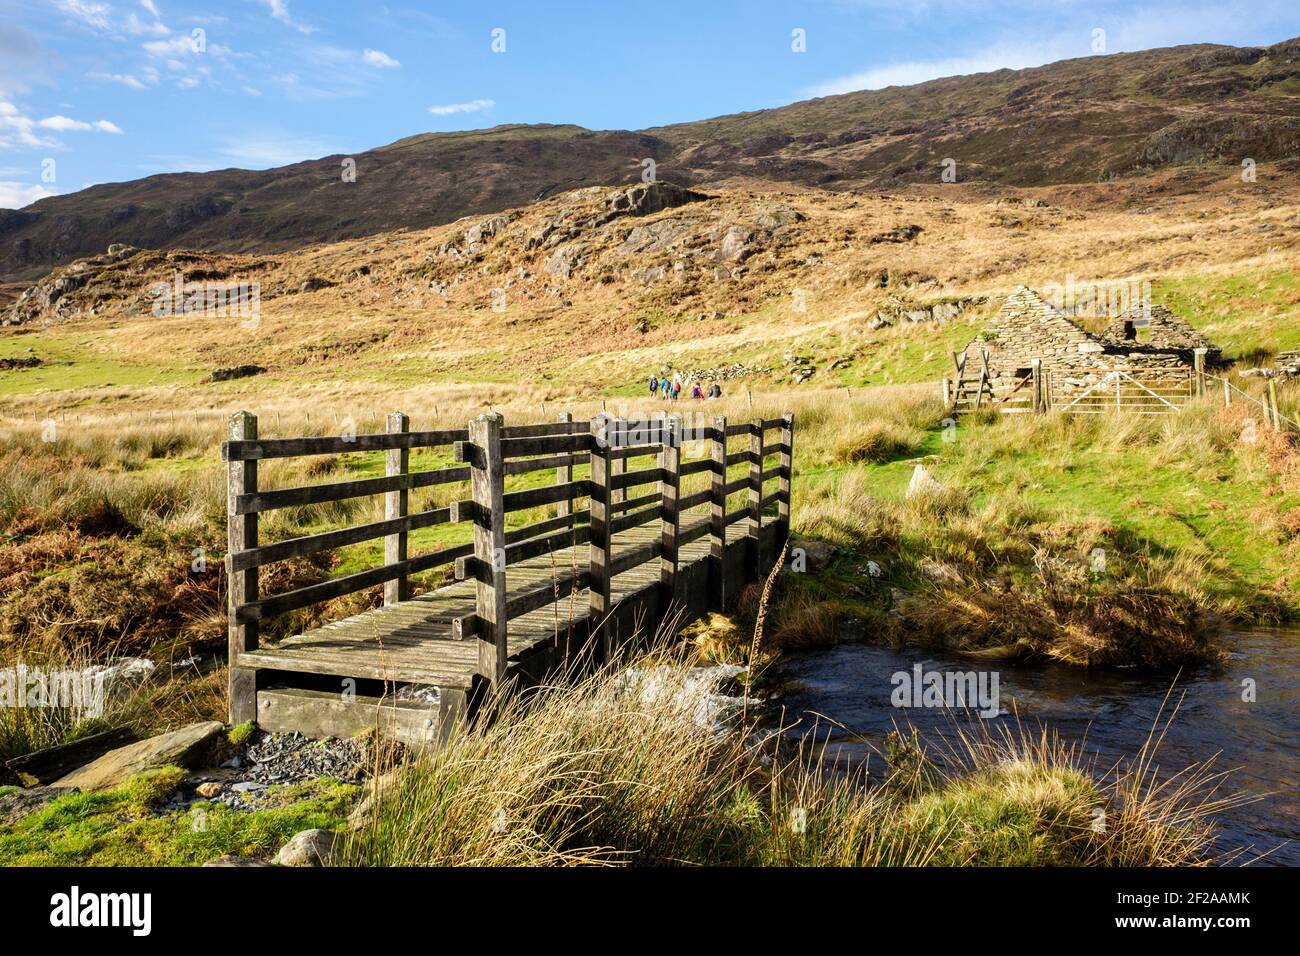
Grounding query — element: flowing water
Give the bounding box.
[778,627,1299,865]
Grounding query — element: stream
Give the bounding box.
[777,626,1299,865]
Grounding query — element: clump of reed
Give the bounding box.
[342,654,1237,867]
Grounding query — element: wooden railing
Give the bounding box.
[223,409,793,698]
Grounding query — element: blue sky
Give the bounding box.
[1,0,1297,207]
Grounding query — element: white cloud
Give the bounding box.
[52,0,113,31]
[0,103,123,146]
[140,0,161,15]
[36,114,123,133]
[88,71,157,90]
[143,35,194,57]
[219,134,339,168]
[0,180,58,208]
[427,98,495,116]
[258,0,316,35]
[362,48,400,68]
[803,3,1300,97]
[124,11,169,36]
[804,39,1074,95]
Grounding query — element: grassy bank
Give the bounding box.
[0,380,1297,768]
[343,658,1237,867]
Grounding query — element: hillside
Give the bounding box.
[2,161,1297,424]
[2,38,1298,282]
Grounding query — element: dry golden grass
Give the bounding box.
[342,652,1239,867]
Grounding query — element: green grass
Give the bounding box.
[0,332,198,396]
[1156,269,1300,363]
[0,767,357,866]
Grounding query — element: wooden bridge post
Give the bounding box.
[555,412,573,518]
[778,414,794,549]
[611,426,626,509]
[941,376,951,409]
[468,412,508,686]
[1194,348,1208,397]
[659,415,681,609]
[226,411,259,725]
[384,411,410,606]
[588,414,614,632]
[709,415,728,611]
[1031,359,1043,414]
[748,419,764,569]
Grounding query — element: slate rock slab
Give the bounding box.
[53,721,224,791]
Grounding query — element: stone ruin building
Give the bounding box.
[963,286,1219,394]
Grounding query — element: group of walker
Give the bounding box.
[650,371,722,401]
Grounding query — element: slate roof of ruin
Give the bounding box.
[1099,304,1217,351]
[977,285,1100,349]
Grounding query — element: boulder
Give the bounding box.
[789,536,835,574]
[905,464,943,499]
[299,277,334,293]
[275,828,340,866]
[715,225,753,262]
[53,721,224,792]
[545,244,585,279]
[605,181,706,217]
[918,559,964,587]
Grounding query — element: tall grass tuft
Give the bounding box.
[343,654,1237,867]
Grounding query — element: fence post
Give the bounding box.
[1268,379,1281,429]
[1031,359,1043,414]
[556,412,573,518]
[710,415,728,611]
[1223,377,1231,408]
[941,376,951,409]
[468,412,508,686]
[588,415,614,637]
[748,419,764,569]
[226,411,259,725]
[659,415,680,610]
[384,411,410,606]
[1194,348,1207,397]
[778,414,793,550]
[611,428,625,510]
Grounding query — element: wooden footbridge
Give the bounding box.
[222,410,793,745]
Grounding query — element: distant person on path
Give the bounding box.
[671,378,682,400]
[708,382,721,399]
[649,375,659,397]
[691,382,704,400]
[660,375,670,399]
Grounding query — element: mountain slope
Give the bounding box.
[2,38,1298,281]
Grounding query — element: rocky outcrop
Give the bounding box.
[606,181,706,217]
[204,365,266,383]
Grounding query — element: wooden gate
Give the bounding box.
[1055,366,1193,416]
